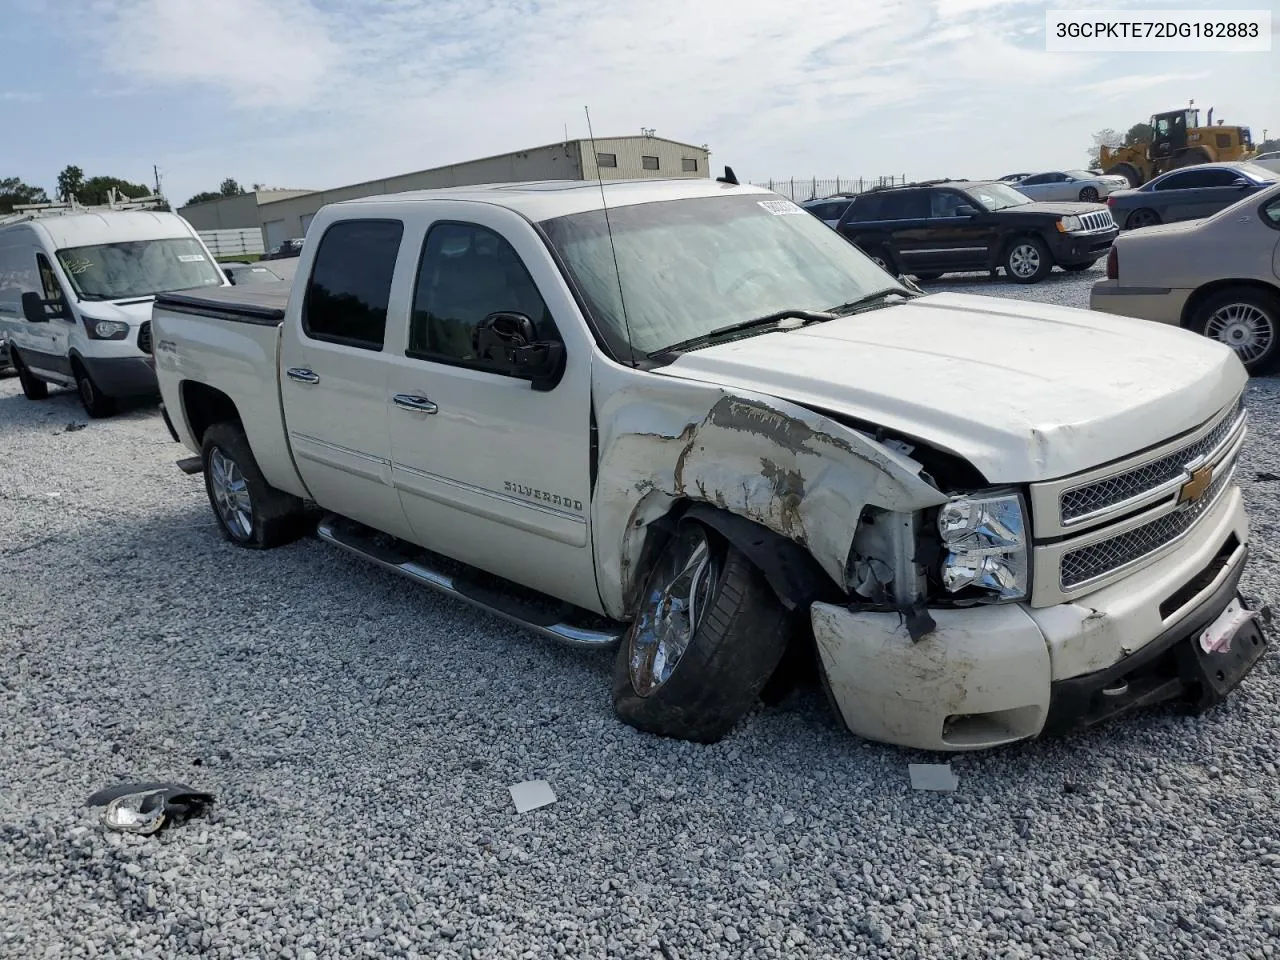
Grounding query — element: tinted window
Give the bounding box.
[1019,174,1050,186]
[930,191,970,218]
[1262,196,1280,227]
[36,254,66,305]
[409,222,556,372]
[1198,169,1243,187]
[1152,171,1202,190]
[302,219,403,350]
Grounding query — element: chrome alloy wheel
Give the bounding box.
[629,526,718,697]
[1204,302,1275,365]
[1008,243,1041,279]
[209,446,253,540]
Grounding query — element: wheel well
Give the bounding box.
[1180,280,1280,329]
[180,380,242,445]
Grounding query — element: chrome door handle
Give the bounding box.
[393,394,438,414]
[286,367,320,384]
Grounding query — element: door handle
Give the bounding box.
[286,367,320,384]
[393,394,438,414]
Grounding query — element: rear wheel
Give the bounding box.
[1063,261,1097,272]
[612,522,790,744]
[72,359,117,418]
[10,348,49,400]
[201,422,313,549]
[1078,186,1100,202]
[913,272,943,282]
[1191,287,1280,375]
[1004,236,1052,284]
[1126,208,1161,230]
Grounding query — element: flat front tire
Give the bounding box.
[201,423,312,549]
[612,523,790,744]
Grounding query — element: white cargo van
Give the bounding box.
[0,209,227,417]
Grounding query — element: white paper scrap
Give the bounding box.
[509,779,557,813]
[908,763,959,792]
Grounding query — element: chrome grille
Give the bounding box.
[1059,456,1237,590]
[1060,397,1243,525]
[1078,211,1114,232]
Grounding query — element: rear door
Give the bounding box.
[1012,173,1057,200]
[278,217,415,540]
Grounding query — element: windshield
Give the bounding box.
[964,183,1034,211]
[55,238,223,301]
[537,194,904,357]
[1236,162,1280,182]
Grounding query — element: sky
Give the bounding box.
[1,0,1275,206]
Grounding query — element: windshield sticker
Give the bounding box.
[757,199,806,216]
[177,254,207,263]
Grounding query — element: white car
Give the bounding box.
[0,209,227,417]
[1015,170,1130,203]
[1251,151,1280,174]
[149,177,1267,752]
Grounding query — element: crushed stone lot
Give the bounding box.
[3,266,1280,960]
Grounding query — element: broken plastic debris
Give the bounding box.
[85,781,215,835]
[908,763,959,792]
[1199,598,1253,654]
[509,779,556,813]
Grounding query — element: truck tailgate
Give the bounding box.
[151,287,309,501]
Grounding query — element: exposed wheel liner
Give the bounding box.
[612,525,791,744]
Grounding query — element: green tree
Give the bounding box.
[219,177,246,197]
[77,176,152,205]
[1124,122,1153,146]
[184,191,222,206]
[0,176,49,214]
[56,164,85,201]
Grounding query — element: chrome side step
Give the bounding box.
[315,515,623,649]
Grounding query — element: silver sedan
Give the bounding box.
[1015,169,1130,203]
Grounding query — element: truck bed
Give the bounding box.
[154,287,289,325]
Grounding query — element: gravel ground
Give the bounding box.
[3,274,1279,959]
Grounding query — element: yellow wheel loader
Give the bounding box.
[1100,107,1256,187]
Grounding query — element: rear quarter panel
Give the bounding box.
[152,304,309,499]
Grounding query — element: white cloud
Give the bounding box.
[54,0,1271,202]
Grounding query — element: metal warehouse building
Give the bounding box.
[178,134,710,252]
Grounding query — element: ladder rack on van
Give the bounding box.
[0,190,167,226]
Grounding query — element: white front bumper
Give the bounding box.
[812,485,1250,751]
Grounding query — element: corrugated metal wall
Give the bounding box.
[578,137,711,181]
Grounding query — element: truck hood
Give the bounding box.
[652,292,1246,483]
[1001,200,1111,218]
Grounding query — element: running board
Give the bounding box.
[176,457,203,475]
[315,515,623,648]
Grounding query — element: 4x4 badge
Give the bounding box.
[1177,464,1214,505]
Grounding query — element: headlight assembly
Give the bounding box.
[1056,215,1083,233]
[937,492,1028,601]
[85,318,130,340]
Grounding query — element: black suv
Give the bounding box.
[835,179,1119,284]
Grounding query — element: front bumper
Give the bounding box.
[812,486,1267,751]
[80,355,159,398]
[1090,279,1189,326]
[1047,226,1119,264]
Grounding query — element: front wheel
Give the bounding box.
[612,523,790,744]
[73,360,117,418]
[201,422,313,549]
[1192,287,1280,375]
[1004,237,1052,284]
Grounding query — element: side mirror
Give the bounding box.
[473,311,565,391]
[21,292,50,323]
[955,204,979,217]
[1233,177,1250,188]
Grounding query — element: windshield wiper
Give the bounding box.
[827,286,918,315]
[650,309,836,358]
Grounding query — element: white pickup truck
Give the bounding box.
[148,177,1269,751]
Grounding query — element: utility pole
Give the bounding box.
[153,164,163,198]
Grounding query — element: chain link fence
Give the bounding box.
[749,175,908,201]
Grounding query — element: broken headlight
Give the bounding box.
[936,492,1028,601]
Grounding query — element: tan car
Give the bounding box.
[1090,181,1280,374]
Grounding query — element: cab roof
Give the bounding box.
[331,177,775,221]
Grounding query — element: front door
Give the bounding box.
[920,189,998,271]
[20,253,75,380]
[278,217,414,540]
[382,206,600,612]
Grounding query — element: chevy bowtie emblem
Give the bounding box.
[1177,464,1214,505]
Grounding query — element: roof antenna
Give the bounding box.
[716,165,739,185]
[584,105,637,368]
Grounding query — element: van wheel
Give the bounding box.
[11,349,49,400]
[201,422,312,549]
[1005,236,1052,284]
[72,359,117,418]
[612,522,790,744]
